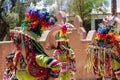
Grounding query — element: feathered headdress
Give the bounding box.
[56,25,69,42]
[10,4,56,56]
[95,16,120,44]
[10,4,56,40]
[21,5,55,39]
[59,25,67,40]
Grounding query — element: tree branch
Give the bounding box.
[0,0,5,7]
[0,0,5,19]
[10,0,17,11]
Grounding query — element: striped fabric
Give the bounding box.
[47,58,60,67]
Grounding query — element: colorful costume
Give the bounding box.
[3,53,17,80]
[10,5,62,80]
[86,16,120,79]
[53,25,76,80]
[3,68,16,80]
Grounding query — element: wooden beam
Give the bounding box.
[112,0,117,16]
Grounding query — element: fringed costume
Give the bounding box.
[86,16,120,79]
[53,25,76,80]
[9,4,62,80]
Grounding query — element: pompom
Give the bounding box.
[21,6,55,38]
[116,35,120,41]
[95,16,120,44]
[59,25,67,40]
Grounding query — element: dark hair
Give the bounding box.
[6,53,15,61]
[49,15,57,25]
[57,41,70,49]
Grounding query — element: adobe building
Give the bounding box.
[0,11,96,80]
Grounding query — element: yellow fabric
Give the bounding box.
[15,54,62,80]
[54,48,76,80]
[16,70,37,80]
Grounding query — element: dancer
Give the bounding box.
[53,25,76,80]
[9,4,62,80]
[86,16,120,80]
[3,53,17,80]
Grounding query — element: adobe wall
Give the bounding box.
[42,11,96,79]
[0,40,95,80]
[0,11,96,80]
[68,15,95,79]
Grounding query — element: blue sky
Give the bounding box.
[108,0,120,8]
